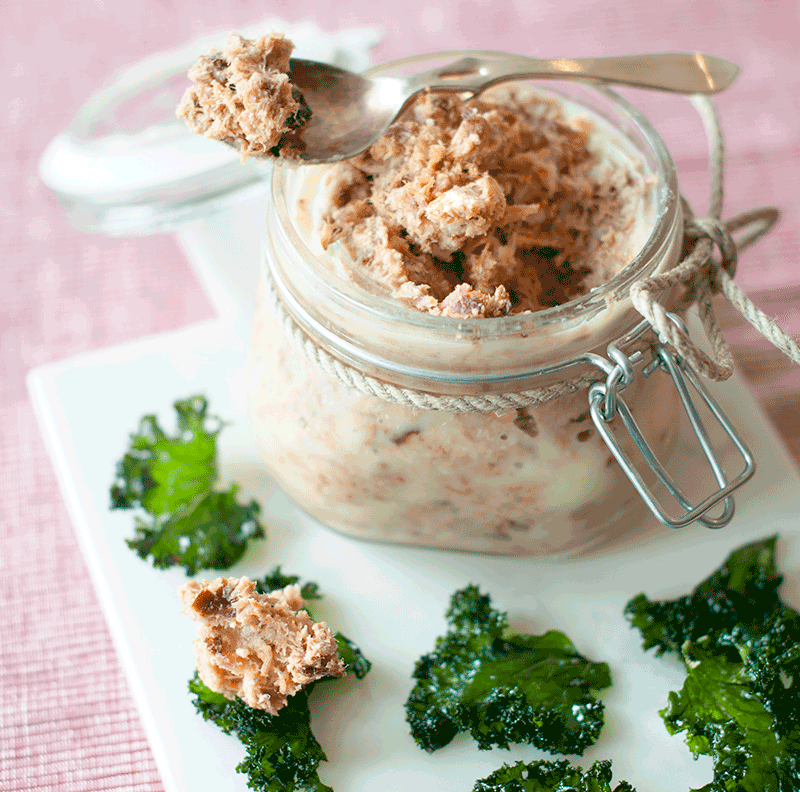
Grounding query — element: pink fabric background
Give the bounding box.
[3,0,799,788]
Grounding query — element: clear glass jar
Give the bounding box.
[247,63,685,555]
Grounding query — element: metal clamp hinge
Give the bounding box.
[585,315,755,529]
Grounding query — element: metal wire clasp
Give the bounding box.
[585,314,755,529]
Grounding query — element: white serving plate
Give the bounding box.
[28,199,800,792]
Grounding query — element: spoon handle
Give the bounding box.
[408,51,739,96]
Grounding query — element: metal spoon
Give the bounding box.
[281,50,738,164]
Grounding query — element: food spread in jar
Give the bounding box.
[180,576,345,714]
[318,91,649,317]
[177,33,311,160]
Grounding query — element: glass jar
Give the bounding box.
[247,63,686,555]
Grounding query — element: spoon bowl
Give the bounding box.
[283,50,739,164]
[285,62,403,163]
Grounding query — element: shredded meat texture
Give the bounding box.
[320,91,640,317]
[180,577,344,715]
[177,33,311,160]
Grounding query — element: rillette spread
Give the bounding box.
[177,33,311,159]
[180,577,344,715]
[318,91,647,318]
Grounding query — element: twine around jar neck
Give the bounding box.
[267,95,797,413]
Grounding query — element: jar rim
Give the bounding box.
[270,62,680,343]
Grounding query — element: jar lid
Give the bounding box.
[39,20,381,235]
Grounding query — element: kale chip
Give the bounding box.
[110,395,264,574]
[624,535,786,657]
[190,673,332,792]
[405,584,611,755]
[661,632,800,792]
[473,759,636,792]
[627,535,800,792]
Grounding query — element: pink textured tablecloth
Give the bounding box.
[3,1,799,788]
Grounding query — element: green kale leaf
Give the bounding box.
[661,635,800,792]
[624,535,785,657]
[127,485,262,575]
[188,573,370,791]
[334,634,372,680]
[189,673,332,792]
[405,584,611,755]
[627,535,800,792]
[111,395,264,574]
[473,759,636,792]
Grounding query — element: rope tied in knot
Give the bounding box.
[684,214,738,282]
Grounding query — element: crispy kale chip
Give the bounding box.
[333,633,372,681]
[626,535,800,792]
[405,584,611,755]
[190,674,331,792]
[473,759,635,792]
[661,632,800,792]
[624,535,786,657]
[189,573,370,792]
[127,486,261,574]
[110,395,264,574]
